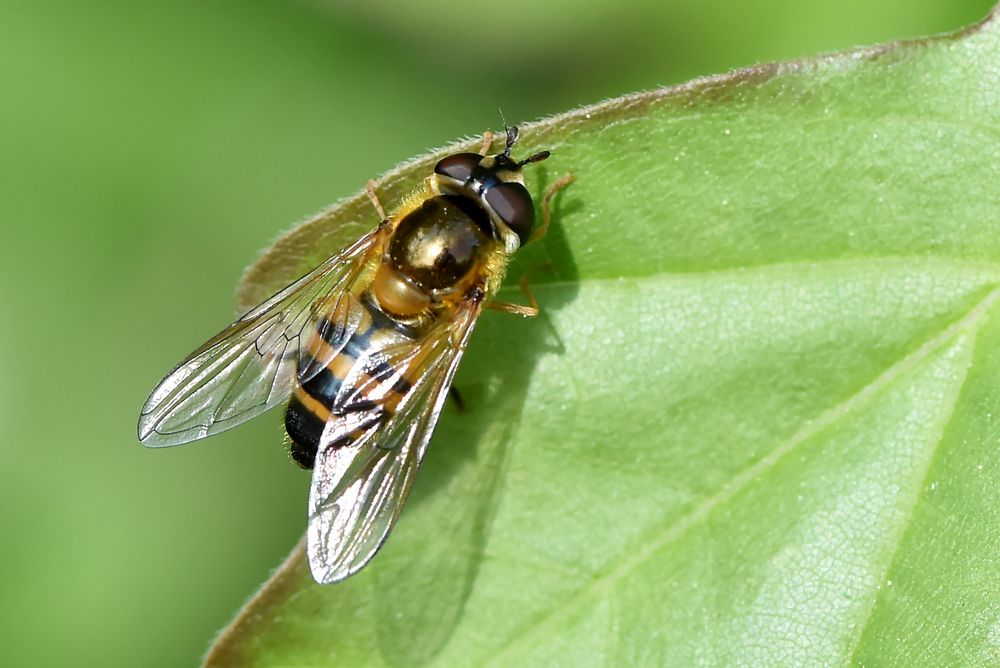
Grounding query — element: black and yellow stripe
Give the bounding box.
[284,294,419,470]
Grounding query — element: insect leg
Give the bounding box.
[365,180,387,222]
[448,386,467,412]
[487,264,551,318]
[529,173,574,244]
[479,130,495,156]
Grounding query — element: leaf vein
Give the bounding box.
[843,293,994,663]
[483,284,1000,667]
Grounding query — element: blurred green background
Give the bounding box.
[0,0,994,665]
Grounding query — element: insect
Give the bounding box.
[137,126,571,583]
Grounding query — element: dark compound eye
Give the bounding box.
[433,153,482,184]
[484,182,535,245]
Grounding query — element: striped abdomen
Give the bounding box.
[284,293,420,469]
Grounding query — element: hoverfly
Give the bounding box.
[137,126,571,583]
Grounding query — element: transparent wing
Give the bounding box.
[306,298,484,583]
[137,231,380,446]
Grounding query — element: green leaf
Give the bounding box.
[211,7,1000,666]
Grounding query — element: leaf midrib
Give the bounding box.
[480,281,1000,667]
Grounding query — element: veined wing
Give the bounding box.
[306,297,484,584]
[137,231,380,447]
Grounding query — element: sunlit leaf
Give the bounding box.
[211,7,1000,665]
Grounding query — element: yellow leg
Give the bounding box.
[365,180,387,221]
[480,130,495,155]
[487,265,550,318]
[529,173,574,244]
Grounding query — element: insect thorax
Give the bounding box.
[372,193,500,318]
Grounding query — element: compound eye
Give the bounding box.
[484,182,535,245]
[433,153,482,184]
